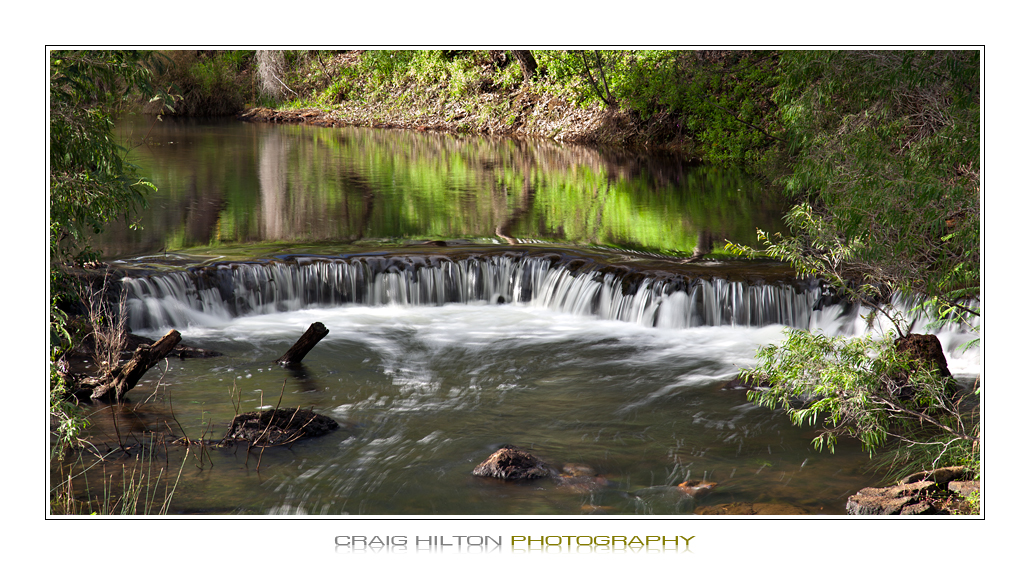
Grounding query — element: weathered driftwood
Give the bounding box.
[91,329,182,402]
[276,322,329,365]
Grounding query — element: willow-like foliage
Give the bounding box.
[49,50,174,265]
[741,329,977,470]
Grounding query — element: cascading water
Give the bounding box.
[121,250,976,357]
[122,252,833,333]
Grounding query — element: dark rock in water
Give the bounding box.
[895,334,951,378]
[222,407,339,446]
[892,333,958,396]
[472,445,553,481]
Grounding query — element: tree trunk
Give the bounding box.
[510,50,537,83]
[91,329,182,403]
[277,322,329,365]
[683,230,715,263]
[257,50,288,101]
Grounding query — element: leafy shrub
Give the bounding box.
[741,328,978,472]
[153,50,255,115]
[537,50,783,164]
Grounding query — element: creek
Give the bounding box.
[64,116,978,515]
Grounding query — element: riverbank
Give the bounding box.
[237,94,698,156]
[148,50,782,162]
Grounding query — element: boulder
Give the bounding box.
[900,499,937,515]
[947,480,980,498]
[892,334,958,399]
[895,334,951,377]
[846,467,976,515]
[846,482,936,515]
[472,445,553,481]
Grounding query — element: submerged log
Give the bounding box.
[222,407,339,446]
[126,333,223,358]
[276,322,329,365]
[91,329,182,403]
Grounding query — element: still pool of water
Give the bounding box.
[102,115,787,259]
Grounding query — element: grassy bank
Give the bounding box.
[146,50,785,167]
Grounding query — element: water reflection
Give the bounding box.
[104,116,785,259]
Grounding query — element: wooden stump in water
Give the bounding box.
[91,329,182,403]
[222,407,339,446]
[276,322,329,365]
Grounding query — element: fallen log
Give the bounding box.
[91,329,182,403]
[276,322,329,365]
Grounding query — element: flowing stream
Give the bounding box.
[58,117,979,515]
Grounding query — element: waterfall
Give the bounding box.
[120,253,975,343]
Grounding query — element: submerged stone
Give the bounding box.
[554,463,611,492]
[694,501,809,515]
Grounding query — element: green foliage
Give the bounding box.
[965,488,980,514]
[729,50,980,478]
[774,51,980,297]
[730,50,980,332]
[741,328,977,470]
[200,49,788,165]
[153,50,254,115]
[49,50,172,453]
[621,51,782,163]
[535,50,629,107]
[50,50,172,266]
[49,356,89,456]
[537,50,783,164]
